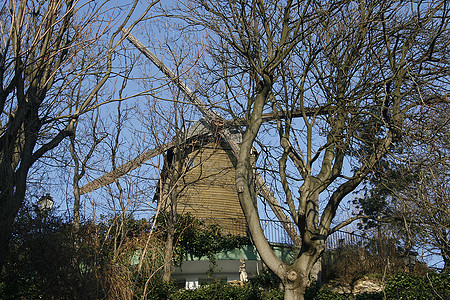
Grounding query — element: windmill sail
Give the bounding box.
[123,31,301,244]
[81,31,301,244]
[79,141,174,195]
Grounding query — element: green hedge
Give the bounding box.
[170,283,260,300]
[384,272,449,300]
[143,280,283,300]
[305,272,449,300]
[144,272,449,300]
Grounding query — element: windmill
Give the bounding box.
[79,30,301,244]
[152,119,251,236]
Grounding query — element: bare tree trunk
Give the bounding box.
[163,223,175,282]
[442,247,450,272]
[284,286,306,300]
[0,0,155,272]
[162,137,183,282]
[69,125,81,234]
[282,253,320,300]
[0,191,24,270]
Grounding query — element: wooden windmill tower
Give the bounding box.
[79,31,301,244]
[153,120,249,236]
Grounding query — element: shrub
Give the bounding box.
[0,207,98,299]
[322,241,404,284]
[168,280,260,300]
[143,272,449,300]
[384,272,450,300]
[0,206,166,300]
[305,283,350,300]
[142,279,178,300]
[249,268,281,290]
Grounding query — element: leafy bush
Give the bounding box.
[0,205,166,300]
[305,283,350,300]
[249,268,281,290]
[384,272,450,300]
[168,280,260,300]
[304,272,449,300]
[305,285,383,300]
[141,272,449,300]
[355,293,383,300]
[158,213,250,274]
[142,279,178,300]
[0,206,99,299]
[139,279,284,300]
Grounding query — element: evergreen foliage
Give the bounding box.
[158,213,250,272]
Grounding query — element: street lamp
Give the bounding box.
[403,251,418,273]
[38,193,54,212]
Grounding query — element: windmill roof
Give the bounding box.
[174,119,242,146]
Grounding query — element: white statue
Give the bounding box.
[239,257,248,284]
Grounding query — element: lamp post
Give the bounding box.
[37,193,54,220]
[38,193,54,211]
[403,251,418,273]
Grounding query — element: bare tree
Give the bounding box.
[412,160,449,270]
[357,103,450,271]
[0,0,159,270]
[171,1,450,299]
[68,68,107,233]
[411,106,450,270]
[134,40,205,282]
[78,22,226,283]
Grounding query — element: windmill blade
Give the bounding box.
[228,106,333,126]
[79,141,175,195]
[123,29,222,123]
[124,30,301,244]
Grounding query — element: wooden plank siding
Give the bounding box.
[176,140,248,236]
[159,137,249,237]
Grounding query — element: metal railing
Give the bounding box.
[260,219,294,245]
[199,217,369,248]
[259,219,369,248]
[325,230,368,249]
